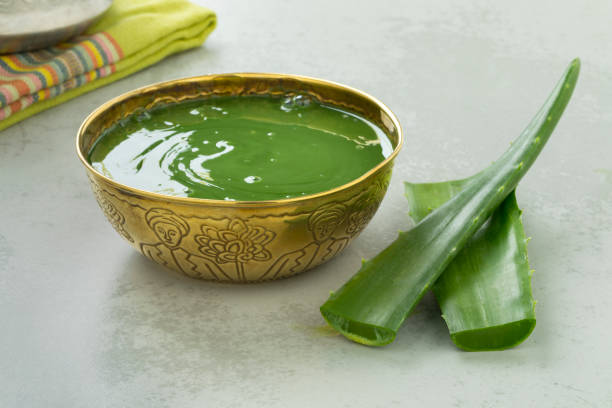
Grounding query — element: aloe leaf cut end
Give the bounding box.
[450,319,536,351]
[320,309,396,346]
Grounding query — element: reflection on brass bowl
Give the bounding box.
[76,73,403,282]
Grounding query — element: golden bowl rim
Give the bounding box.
[76,72,403,207]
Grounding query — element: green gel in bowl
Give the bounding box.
[88,94,392,201]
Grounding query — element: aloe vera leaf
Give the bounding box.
[320,59,580,346]
[405,179,535,351]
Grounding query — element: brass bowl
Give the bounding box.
[76,73,403,282]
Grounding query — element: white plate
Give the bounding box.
[0,0,113,54]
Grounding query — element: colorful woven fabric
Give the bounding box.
[0,33,123,120]
[0,0,216,131]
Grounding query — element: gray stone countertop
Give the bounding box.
[1,0,611,406]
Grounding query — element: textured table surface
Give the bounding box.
[1,1,611,406]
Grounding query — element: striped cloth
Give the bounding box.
[0,33,123,121]
[0,0,216,132]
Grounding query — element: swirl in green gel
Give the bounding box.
[88,95,391,201]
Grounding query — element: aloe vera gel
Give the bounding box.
[88,95,392,201]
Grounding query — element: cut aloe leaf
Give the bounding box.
[405,180,535,351]
[320,59,580,346]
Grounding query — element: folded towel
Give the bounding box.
[0,0,216,131]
